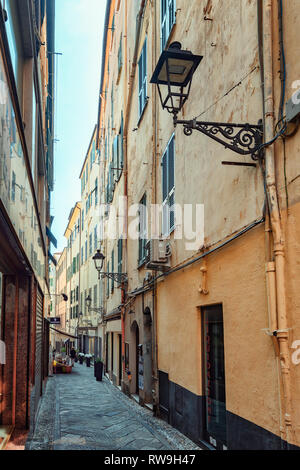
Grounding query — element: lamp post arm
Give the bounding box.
[175,118,264,160]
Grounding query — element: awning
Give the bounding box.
[48,250,57,266]
[46,226,57,249]
[49,326,78,339]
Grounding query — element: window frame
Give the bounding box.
[161,0,176,51]
[138,38,148,119]
[161,133,175,236]
[138,193,148,266]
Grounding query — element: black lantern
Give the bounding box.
[85,295,92,309]
[151,42,263,160]
[150,42,203,118]
[93,250,105,274]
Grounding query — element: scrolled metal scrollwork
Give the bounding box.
[100,272,128,284]
[176,118,264,160]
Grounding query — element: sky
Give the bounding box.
[51,0,106,252]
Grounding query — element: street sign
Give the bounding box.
[48,317,61,325]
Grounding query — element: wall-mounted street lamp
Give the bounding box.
[92,250,128,284]
[150,42,263,161]
[85,295,105,315]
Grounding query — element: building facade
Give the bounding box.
[0,0,55,444]
[94,0,300,451]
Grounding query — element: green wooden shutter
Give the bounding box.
[118,239,123,274]
[107,262,110,298]
[111,250,114,292]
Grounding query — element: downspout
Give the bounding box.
[122,0,146,388]
[151,0,159,415]
[262,0,294,446]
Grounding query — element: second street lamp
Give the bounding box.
[150,42,263,161]
[92,250,127,285]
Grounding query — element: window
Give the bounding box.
[138,194,148,264]
[118,113,124,173]
[89,233,93,256]
[94,226,98,251]
[138,38,147,118]
[162,135,175,235]
[81,246,84,265]
[85,240,87,261]
[161,0,176,50]
[91,141,95,168]
[117,35,123,81]
[11,172,16,202]
[106,262,110,298]
[94,285,97,307]
[82,210,84,231]
[111,250,115,293]
[118,239,123,274]
[95,178,98,205]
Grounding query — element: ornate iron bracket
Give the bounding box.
[175,117,264,161]
[87,306,106,315]
[100,272,128,284]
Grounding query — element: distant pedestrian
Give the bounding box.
[70,347,76,367]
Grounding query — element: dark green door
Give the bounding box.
[202,305,227,450]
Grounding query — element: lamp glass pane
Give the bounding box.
[158,58,194,85]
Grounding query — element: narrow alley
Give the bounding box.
[25,363,199,451]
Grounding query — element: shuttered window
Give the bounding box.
[113,136,118,183]
[94,226,98,251]
[95,178,98,205]
[119,113,124,172]
[118,239,123,274]
[111,250,115,293]
[138,38,147,118]
[11,172,16,201]
[107,262,110,298]
[139,194,148,264]
[161,0,176,50]
[94,284,97,307]
[89,233,93,256]
[162,134,175,235]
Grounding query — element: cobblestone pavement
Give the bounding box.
[26,363,200,451]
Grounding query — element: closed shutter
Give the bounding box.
[118,239,123,274]
[34,287,44,418]
[111,250,114,292]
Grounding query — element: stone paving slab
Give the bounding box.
[26,363,200,451]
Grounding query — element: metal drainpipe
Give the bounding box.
[263,0,294,446]
[151,0,159,415]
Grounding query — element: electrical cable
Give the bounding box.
[192,66,258,121]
